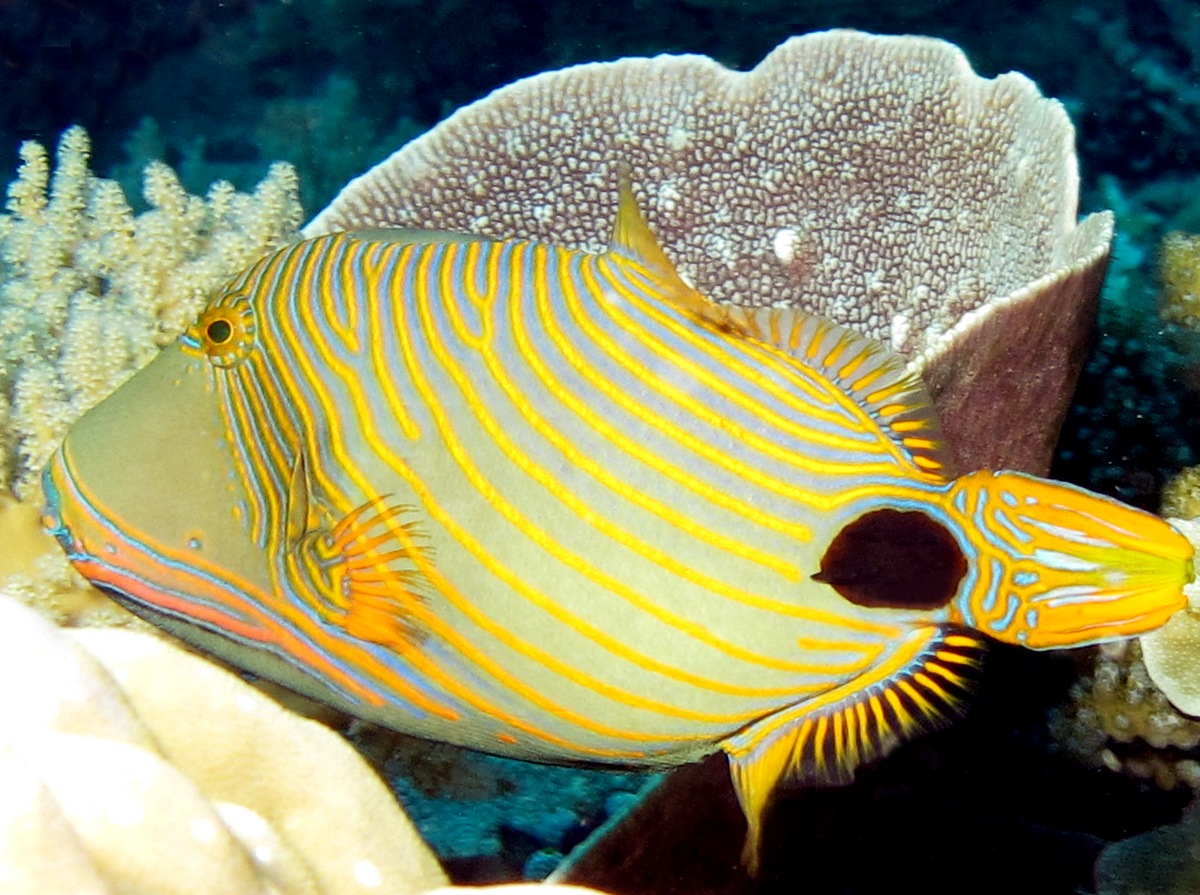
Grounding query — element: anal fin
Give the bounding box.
[721,627,983,873]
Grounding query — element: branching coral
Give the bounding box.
[0,126,302,501]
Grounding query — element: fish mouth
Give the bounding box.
[40,444,171,608]
[40,452,79,557]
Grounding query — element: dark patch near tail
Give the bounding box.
[814,509,966,610]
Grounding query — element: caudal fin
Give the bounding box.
[946,470,1192,649]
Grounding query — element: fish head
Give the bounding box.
[943,470,1192,648]
[41,299,276,645]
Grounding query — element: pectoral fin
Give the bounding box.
[282,464,434,652]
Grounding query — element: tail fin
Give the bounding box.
[946,470,1192,649]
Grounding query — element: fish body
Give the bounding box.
[42,183,1193,864]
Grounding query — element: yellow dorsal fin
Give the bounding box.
[608,172,734,327]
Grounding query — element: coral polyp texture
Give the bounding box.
[1052,639,1200,791]
[0,126,302,501]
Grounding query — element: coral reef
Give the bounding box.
[0,594,448,895]
[4,2,1200,891]
[0,126,302,500]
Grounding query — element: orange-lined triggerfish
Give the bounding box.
[41,179,1194,868]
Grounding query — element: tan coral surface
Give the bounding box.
[0,595,448,895]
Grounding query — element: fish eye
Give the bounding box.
[190,294,256,368]
[813,508,966,610]
[206,318,233,345]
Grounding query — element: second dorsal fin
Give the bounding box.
[605,174,951,478]
[726,306,954,478]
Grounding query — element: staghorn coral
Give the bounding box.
[0,594,448,895]
[0,125,302,501]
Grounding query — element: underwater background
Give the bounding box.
[5,0,1200,893]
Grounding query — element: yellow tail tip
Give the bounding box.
[947,471,1193,649]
